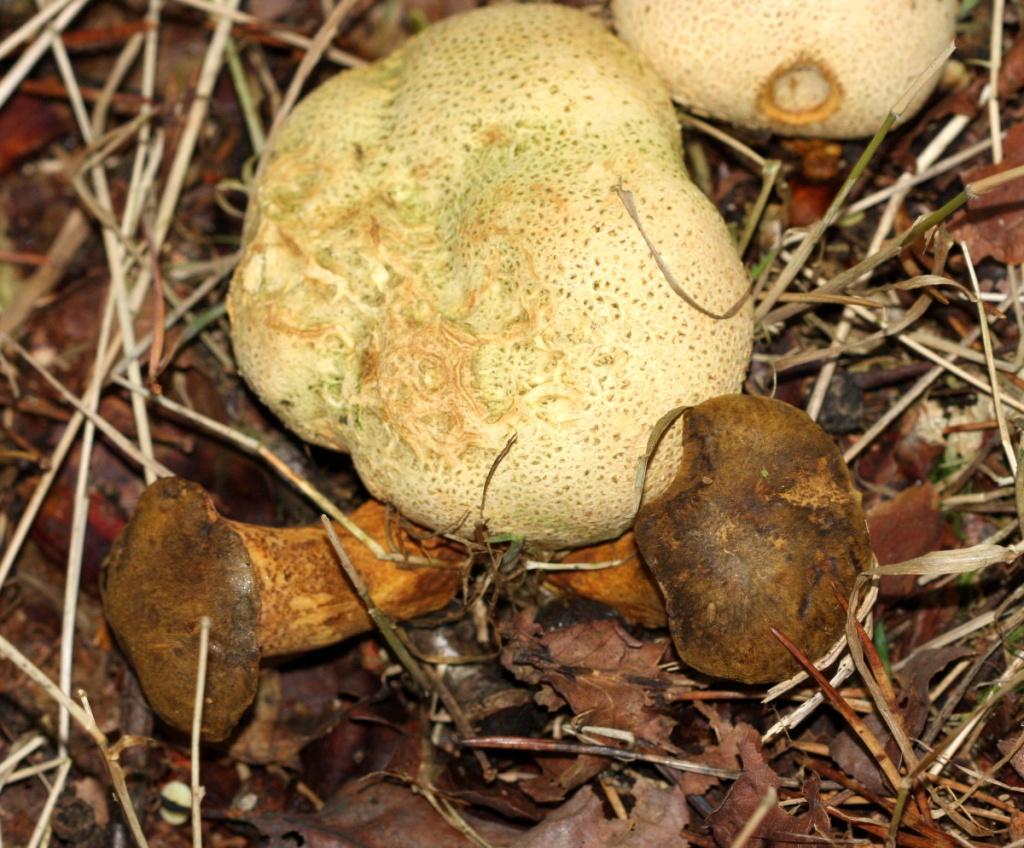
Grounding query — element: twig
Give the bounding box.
[321,516,434,694]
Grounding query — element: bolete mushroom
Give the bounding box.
[101,477,461,741]
[612,0,958,138]
[228,3,753,549]
[634,395,872,684]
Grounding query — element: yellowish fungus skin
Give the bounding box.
[612,0,958,139]
[228,4,752,548]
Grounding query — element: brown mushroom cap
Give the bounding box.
[101,477,261,741]
[612,0,958,138]
[634,395,871,684]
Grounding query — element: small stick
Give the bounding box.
[321,516,434,695]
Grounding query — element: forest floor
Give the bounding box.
[2,0,1024,846]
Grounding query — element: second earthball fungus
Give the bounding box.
[612,0,958,138]
[634,395,873,684]
[101,478,461,741]
[227,3,753,549]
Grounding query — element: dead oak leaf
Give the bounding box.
[949,121,1024,264]
[501,613,684,750]
[509,776,690,848]
[706,735,831,848]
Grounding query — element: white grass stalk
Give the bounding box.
[4,757,71,785]
[962,241,1016,475]
[45,0,158,489]
[57,288,118,750]
[174,0,364,68]
[0,407,82,590]
[805,110,970,421]
[121,0,163,238]
[0,0,90,110]
[191,617,211,848]
[109,376,391,559]
[989,0,1006,164]
[2,336,172,477]
[0,736,46,788]
[257,0,362,179]
[844,134,996,217]
[26,758,71,848]
[0,636,150,846]
[152,0,243,247]
[0,0,78,62]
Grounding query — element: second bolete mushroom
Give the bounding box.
[101,478,461,741]
[634,395,872,683]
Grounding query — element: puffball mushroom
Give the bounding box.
[634,395,871,684]
[101,478,461,741]
[228,3,753,549]
[612,0,958,138]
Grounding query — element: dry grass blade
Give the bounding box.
[727,786,777,848]
[190,617,210,848]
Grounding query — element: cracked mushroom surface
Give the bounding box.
[612,0,958,138]
[228,3,752,549]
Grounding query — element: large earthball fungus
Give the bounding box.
[228,3,753,549]
[634,395,872,684]
[612,0,958,138]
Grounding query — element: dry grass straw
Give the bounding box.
[0,0,1023,845]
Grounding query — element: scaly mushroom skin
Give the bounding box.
[228,4,752,549]
[634,395,872,684]
[612,0,958,139]
[101,478,461,741]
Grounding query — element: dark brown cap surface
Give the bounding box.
[635,394,871,684]
[101,477,261,741]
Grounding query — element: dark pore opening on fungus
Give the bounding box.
[634,394,872,684]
